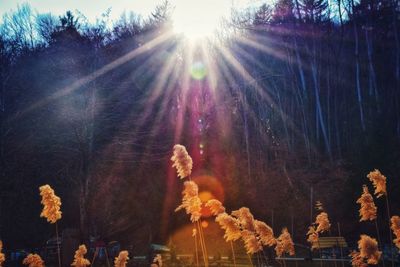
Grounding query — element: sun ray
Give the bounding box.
[216,44,313,155]
[13,32,173,121]
[236,34,289,62]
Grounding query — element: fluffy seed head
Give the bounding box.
[22,254,44,267]
[215,212,242,242]
[254,220,276,247]
[231,207,255,231]
[315,212,331,233]
[357,185,377,221]
[367,169,387,198]
[39,184,62,224]
[153,254,162,267]
[390,216,400,249]
[171,144,193,179]
[71,245,90,267]
[241,230,262,255]
[306,226,319,250]
[114,251,129,267]
[205,199,225,216]
[358,235,381,265]
[350,251,368,267]
[175,181,202,222]
[275,228,295,257]
[0,240,5,267]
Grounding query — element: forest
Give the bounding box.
[0,0,399,258]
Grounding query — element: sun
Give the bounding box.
[171,0,231,40]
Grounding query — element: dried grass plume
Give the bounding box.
[231,207,255,231]
[71,245,90,267]
[22,254,44,267]
[205,199,225,216]
[175,181,202,222]
[39,184,62,224]
[350,251,368,267]
[241,230,262,255]
[171,144,193,179]
[215,213,242,242]
[254,220,276,247]
[114,251,129,267]
[306,226,319,250]
[367,169,387,198]
[358,235,381,265]
[275,228,295,257]
[0,241,5,267]
[390,215,400,249]
[315,212,331,233]
[153,254,162,267]
[357,185,377,221]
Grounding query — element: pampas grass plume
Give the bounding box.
[175,181,202,222]
[22,254,45,267]
[231,207,255,231]
[215,213,242,242]
[358,235,381,265]
[306,226,319,250]
[71,245,90,267]
[254,220,276,247]
[367,169,387,198]
[114,251,129,267]
[357,185,377,221]
[205,199,225,216]
[275,228,295,257]
[0,241,5,267]
[241,230,262,255]
[390,215,400,249]
[39,184,62,224]
[171,145,193,179]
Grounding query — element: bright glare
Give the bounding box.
[172,0,231,39]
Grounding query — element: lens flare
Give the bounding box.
[190,61,207,80]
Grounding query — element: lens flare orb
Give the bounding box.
[190,61,207,80]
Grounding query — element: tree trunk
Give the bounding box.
[353,22,366,131]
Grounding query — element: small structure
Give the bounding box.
[315,237,348,249]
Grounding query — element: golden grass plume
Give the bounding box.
[0,240,5,267]
[39,184,62,224]
[358,234,381,265]
[175,181,202,222]
[205,199,225,216]
[241,230,262,255]
[254,220,276,247]
[71,245,90,267]
[114,251,129,267]
[390,215,400,249]
[315,212,331,233]
[22,254,44,267]
[231,207,255,232]
[357,185,377,221]
[215,212,242,242]
[367,169,387,198]
[350,251,368,267]
[153,254,162,267]
[171,144,193,179]
[275,228,295,257]
[306,226,319,250]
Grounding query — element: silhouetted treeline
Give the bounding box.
[0,0,399,253]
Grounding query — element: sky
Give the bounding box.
[0,0,266,24]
